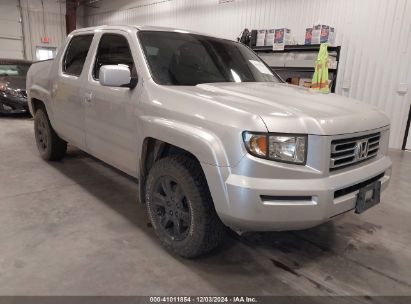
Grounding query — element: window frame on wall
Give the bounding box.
[35,46,57,61]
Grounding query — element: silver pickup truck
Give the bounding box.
[26,25,392,258]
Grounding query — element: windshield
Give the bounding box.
[0,64,31,77]
[138,31,280,86]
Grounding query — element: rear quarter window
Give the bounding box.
[63,35,94,76]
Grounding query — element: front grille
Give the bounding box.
[330,132,380,171]
[334,172,384,198]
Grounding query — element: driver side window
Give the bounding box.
[93,34,136,80]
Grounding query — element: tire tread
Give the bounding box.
[34,107,67,161]
[146,154,225,258]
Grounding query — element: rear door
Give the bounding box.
[52,34,94,149]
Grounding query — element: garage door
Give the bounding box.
[0,0,24,59]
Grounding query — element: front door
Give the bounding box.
[84,32,140,176]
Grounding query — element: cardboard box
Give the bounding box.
[256,30,267,47]
[328,27,336,45]
[312,24,335,45]
[299,78,312,88]
[265,29,275,46]
[273,28,291,50]
[305,28,313,45]
[290,77,300,86]
[250,30,258,47]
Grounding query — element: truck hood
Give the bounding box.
[175,82,390,135]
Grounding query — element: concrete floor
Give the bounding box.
[0,115,411,296]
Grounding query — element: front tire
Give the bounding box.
[34,107,67,161]
[146,155,225,258]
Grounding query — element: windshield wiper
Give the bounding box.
[0,73,9,76]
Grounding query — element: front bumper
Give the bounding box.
[218,155,391,232]
[0,95,29,114]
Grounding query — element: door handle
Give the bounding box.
[85,92,93,103]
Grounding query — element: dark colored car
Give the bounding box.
[0,59,31,114]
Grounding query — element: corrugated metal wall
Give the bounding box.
[83,0,411,149]
[0,0,24,59]
[20,0,66,61]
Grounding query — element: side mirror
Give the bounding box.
[99,65,137,88]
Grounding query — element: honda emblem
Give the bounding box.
[356,139,369,160]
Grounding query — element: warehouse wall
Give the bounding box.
[0,0,24,59]
[20,0,66,61]
[82,0,411,149]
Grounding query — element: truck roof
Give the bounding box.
[70,25,215,38]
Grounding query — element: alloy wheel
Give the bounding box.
[35,114,49,152]
[152,176,191,241]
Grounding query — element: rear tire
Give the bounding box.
[34,107,67,161]
[146,155,225,258]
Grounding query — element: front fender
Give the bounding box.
[139,116,243,167]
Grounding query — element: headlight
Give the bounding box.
[243,132,267,158]
[0,83,7,92]
[243,132,307,164]
[7,88,19,97]
[0,85,19,97]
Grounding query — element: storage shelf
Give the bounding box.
[252,44,341,54]
[252,44,341,93]
[270,66,337,72]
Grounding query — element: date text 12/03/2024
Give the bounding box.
[149,296,258,303]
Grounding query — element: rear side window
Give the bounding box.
[93,34,136,79]
[63,35,94,76]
